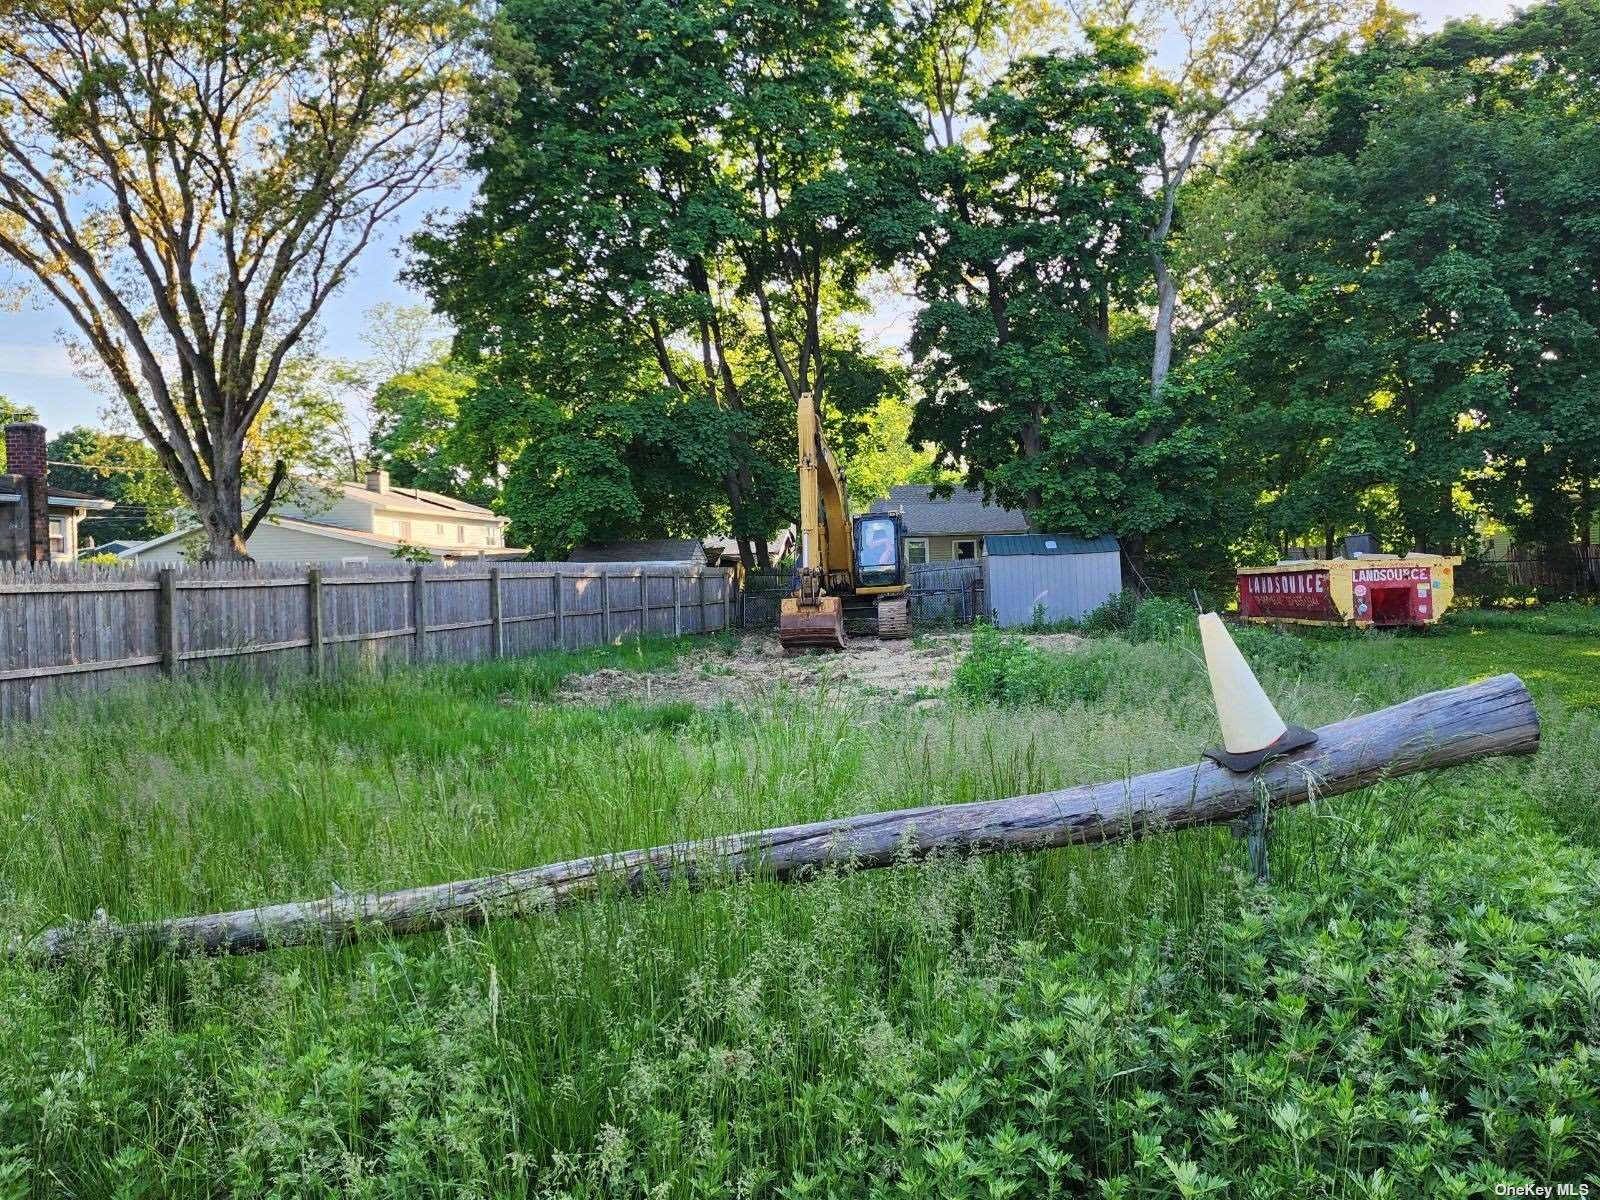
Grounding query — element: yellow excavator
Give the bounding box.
[779,390,911,650]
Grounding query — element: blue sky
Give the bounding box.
[3,0,1520,435]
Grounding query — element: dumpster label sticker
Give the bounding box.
[1353,566,1432,583]
[1238,569,1340,619]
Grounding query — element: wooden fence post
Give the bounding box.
[672,572,682,636]
[695,569,705,631]
[412,564,428,663]
[157,567,178,677]
[552,570,564,651]
[488,567,503,658]
[307,567,323,677]
[602,569,613,644]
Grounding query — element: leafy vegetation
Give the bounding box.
[0,611,1595,1194]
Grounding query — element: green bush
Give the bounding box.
[1080,589,1142,635]
[954,624,1143,706]
[1126,596,1195,643]
[1229,623,1319,674]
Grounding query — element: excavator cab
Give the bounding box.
[852,514,905,589]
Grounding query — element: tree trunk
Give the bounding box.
[1150,251,1178,402]
[196,470,252,562]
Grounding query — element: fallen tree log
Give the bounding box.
[23,673,1538,964]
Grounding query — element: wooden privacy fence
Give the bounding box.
[908,561,983,624]
[0,560,733,723]
[1458,546,1600,600]
[732,560,984,629]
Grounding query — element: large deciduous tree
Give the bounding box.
[1208,0,1600,555]
[412,0,901,567]
[0,0,475,560]
[859,23,1228,552]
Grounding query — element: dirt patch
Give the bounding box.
[552,630,1083,708]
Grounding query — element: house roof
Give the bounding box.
[568,538,707,564]
[0,484,116,511]
[337,479,505,521]
[122,514,522,560]
[986,533,1120,557]
[868,486,1031,537]
[701,528,795,561]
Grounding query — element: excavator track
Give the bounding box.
[875,596,910,640]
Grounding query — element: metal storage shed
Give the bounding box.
[984,534,1122,627]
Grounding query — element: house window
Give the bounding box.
[48,516,67,558]
[955,539,977,561]
[399,519,412,538]
[906,538,929,565]
[457,525,465,543]
[436,523,445,536]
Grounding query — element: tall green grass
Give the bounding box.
[0,618,1595,1195]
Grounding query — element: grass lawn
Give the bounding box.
[1,610,1597,1196]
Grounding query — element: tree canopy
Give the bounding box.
[0,0,475,559]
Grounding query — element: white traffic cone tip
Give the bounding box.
[1198,612,1288,755]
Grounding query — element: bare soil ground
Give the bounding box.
[553,629,1083,707]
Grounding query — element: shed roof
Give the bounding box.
[568,538,707,564]
[985,533,1120,557]
[867,486,1031,536]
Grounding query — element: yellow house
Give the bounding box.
[867,485,1031,564]
[122,470,521,564]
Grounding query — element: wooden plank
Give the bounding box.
[18,674,1541,962]
[172,577,312,590]
[673,573,682,636]
[0,654,164,681]
[157,568,178,677]
[552,572,564,650]
[412,565,428,664]
[602,570,612,644]
[0,581,161,595]
[180,638,314,662]
[307,568,324,677]
[322,627,417,646]
[489,567,503,658]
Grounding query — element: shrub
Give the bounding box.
[1126,596,1195,643]
[954,624,1137,706]
[1229,623,1319,674]
[1080,589,1142,635]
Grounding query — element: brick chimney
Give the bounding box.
[4,422,50,564]
[366,467,390,494]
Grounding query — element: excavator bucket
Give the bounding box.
[779,594,846,651]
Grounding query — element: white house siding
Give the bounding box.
[275,497,504,551]
[127,521,394,565]
[985,551,1122,627]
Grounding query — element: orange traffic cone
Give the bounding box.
[1198,613,1317,771]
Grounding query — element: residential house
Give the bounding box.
[868,485,1031,564]
[1,422,115,564]
[700,528,795,568]
[122,469,519,565]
